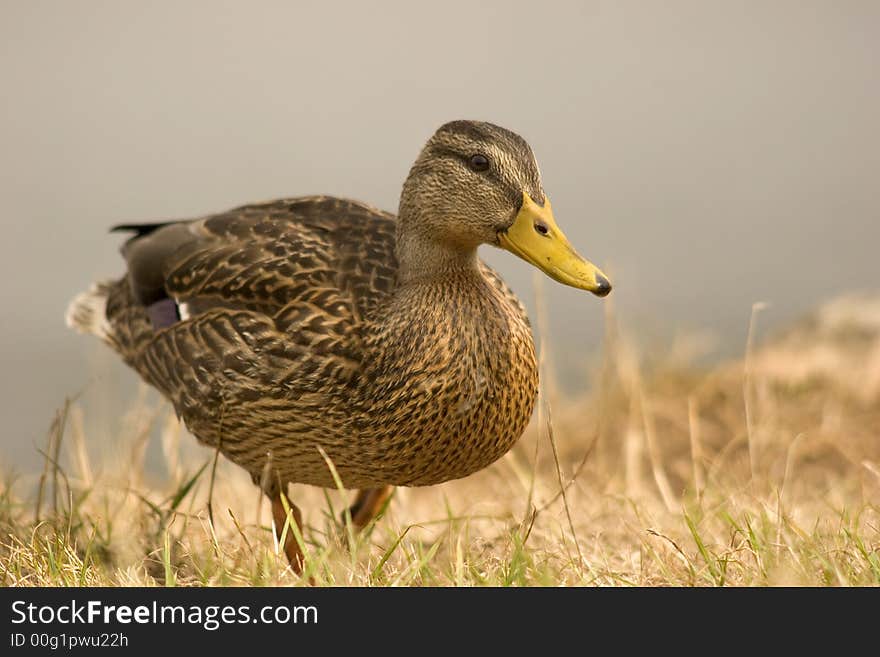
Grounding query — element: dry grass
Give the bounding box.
[2,295,879,586]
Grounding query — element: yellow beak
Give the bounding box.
[498,192,612,297]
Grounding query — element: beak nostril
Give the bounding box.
[534,222,549,236]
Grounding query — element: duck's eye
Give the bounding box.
[468,154,490,172]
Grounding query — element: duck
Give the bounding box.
[66,120,612,572]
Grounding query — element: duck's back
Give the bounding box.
[107,196,398,356]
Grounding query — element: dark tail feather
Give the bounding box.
[110,222,177,238]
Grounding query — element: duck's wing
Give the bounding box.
[89,197,397,428]
[115,196,398,329]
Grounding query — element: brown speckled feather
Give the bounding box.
[92,194,536,490]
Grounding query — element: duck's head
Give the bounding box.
[398,120,611,297]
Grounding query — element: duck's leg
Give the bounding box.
[269,491,305,573]
[345,486,394,530]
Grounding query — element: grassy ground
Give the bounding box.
[2,295,879,586]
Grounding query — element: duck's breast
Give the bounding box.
[349,274,539,487]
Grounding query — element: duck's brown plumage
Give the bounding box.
[67,120,610,568]
[72,194,536,490]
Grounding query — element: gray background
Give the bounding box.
[2,1,878,471]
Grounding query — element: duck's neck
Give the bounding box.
[395,225,480,285]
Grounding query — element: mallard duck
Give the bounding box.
[66,120,611,571]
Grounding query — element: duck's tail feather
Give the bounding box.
[65,281,114,341]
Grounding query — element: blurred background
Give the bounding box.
[1,0,878,472]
